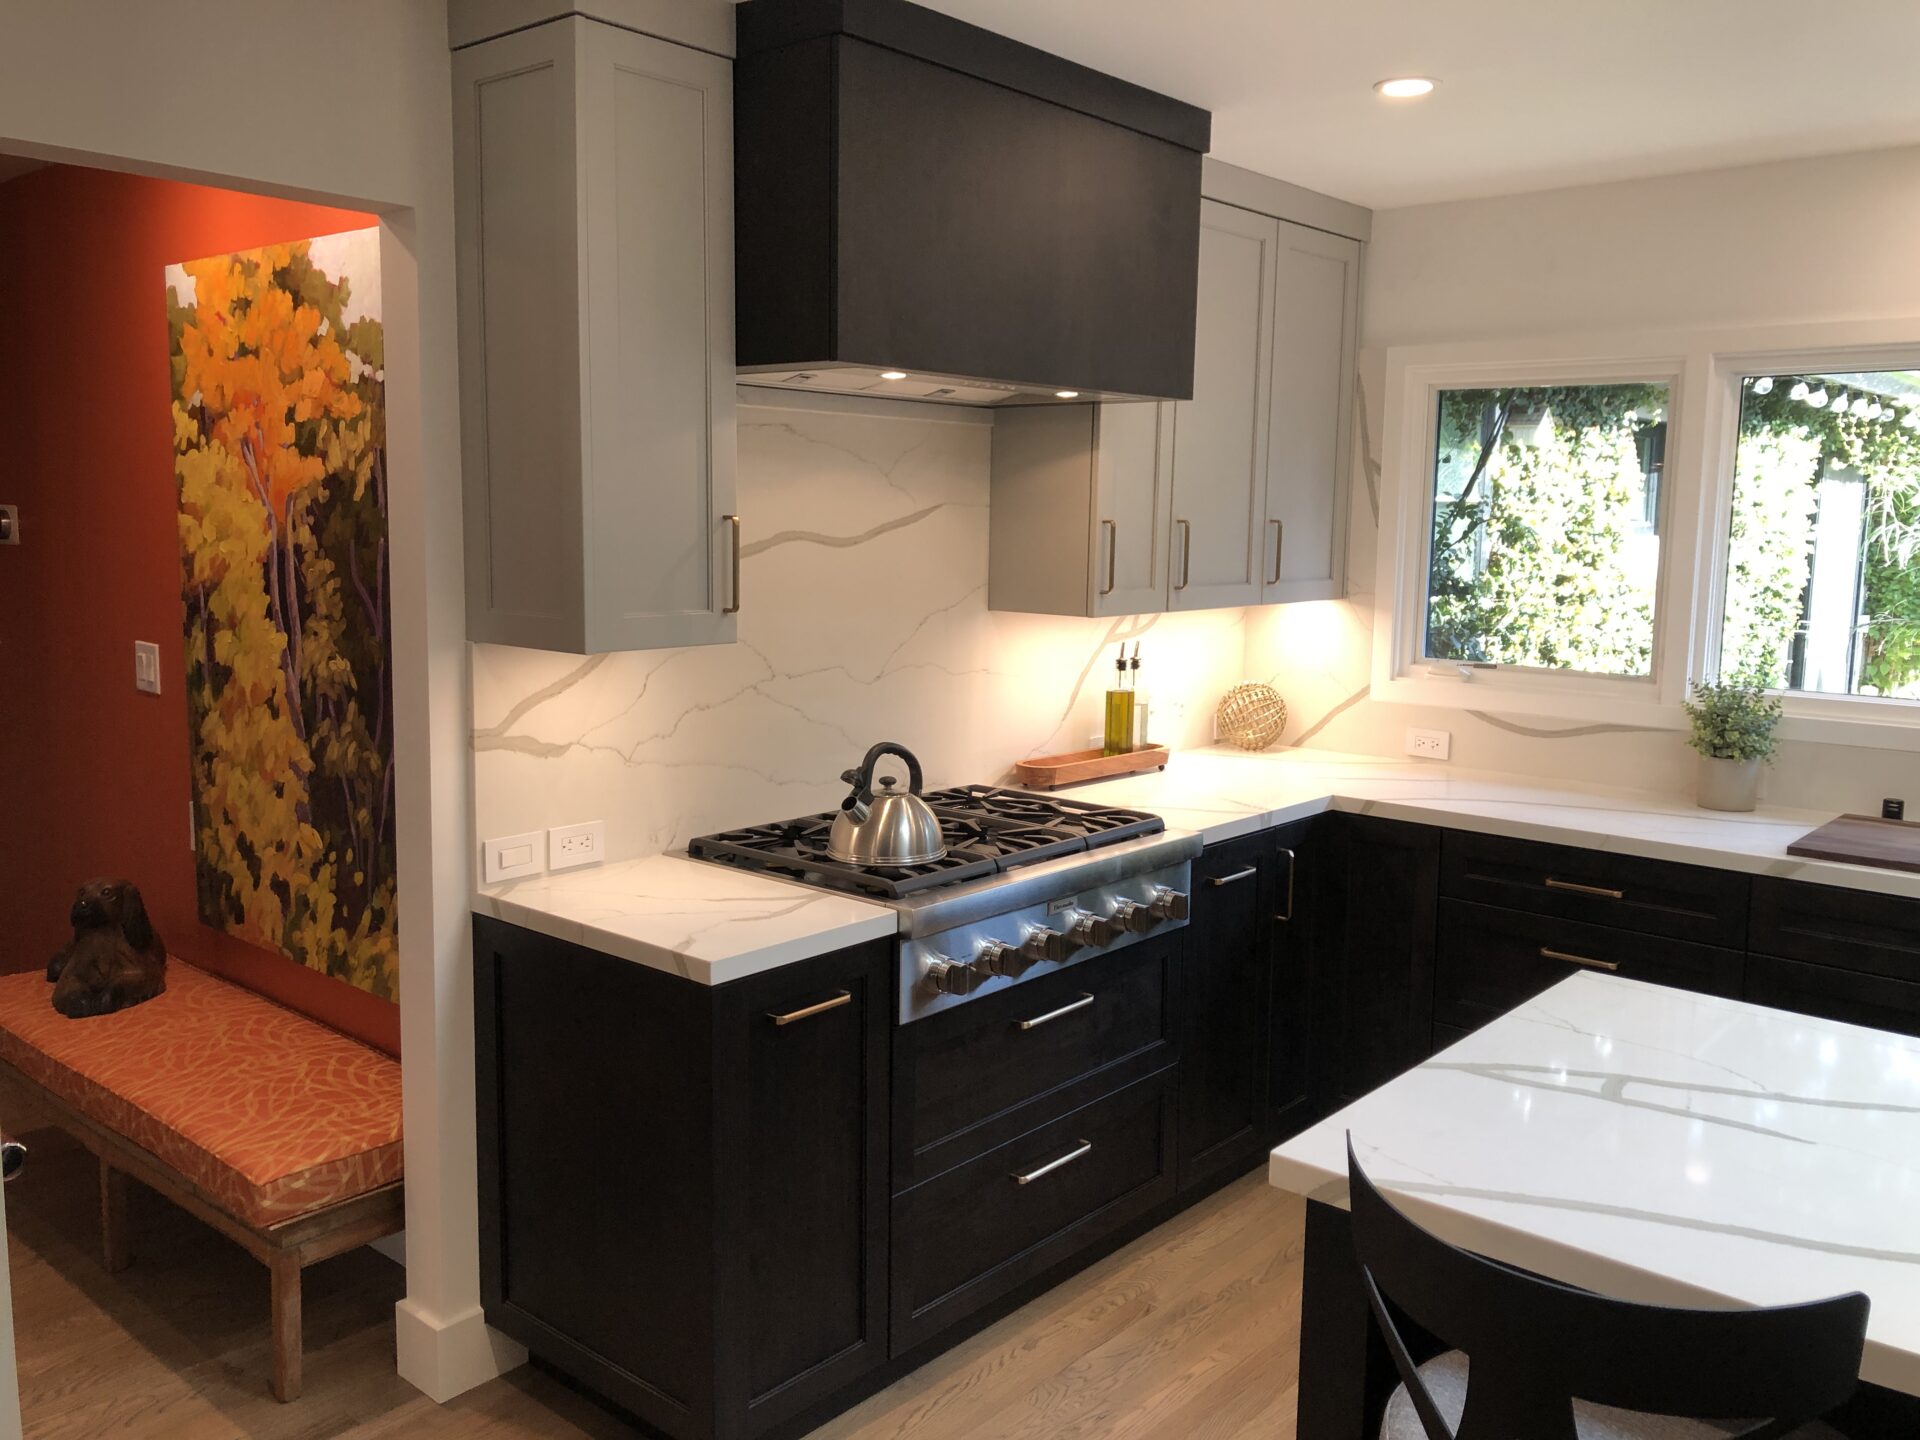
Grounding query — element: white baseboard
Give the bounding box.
[394,1297,527,1403]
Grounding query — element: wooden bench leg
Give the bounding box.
[270,1255,302,1402]
[100,1159,131,1273]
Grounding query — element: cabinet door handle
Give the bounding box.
[1016,992,1095,1031]
[1011,1140,1092,1186]
[1174,518,1192,591]
[724,514,742,615]
[1101,519,1117,597]
[1268,518,1284,586]
[1544,877,1624,900]
[1274,847,1296,922]
[1208,865,1258,887]
[1539,947,1621,972]
[766,989,851,1026]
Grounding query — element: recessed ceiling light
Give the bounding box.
[1374,77,1436,100]
[1055,390,1080,399]
[880,370,908,381]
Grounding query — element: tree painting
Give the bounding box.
[166,231,396,1001]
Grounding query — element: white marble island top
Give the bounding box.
[1059,745,1918,902]
[476,855,898,984]
[1270,973,1920,1396]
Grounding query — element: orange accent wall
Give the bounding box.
[0,166,397,1055]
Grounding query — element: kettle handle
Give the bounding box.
[841,741,926,810]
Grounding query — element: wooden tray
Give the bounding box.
[1787,814,1920,874]
[1013,745,1169,791]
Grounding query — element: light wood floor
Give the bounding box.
[8,1126,1305,1439]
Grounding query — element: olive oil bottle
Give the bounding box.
[1103,644,1135,755]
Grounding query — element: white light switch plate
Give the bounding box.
[1405,727,1451,761]
[134,641,162,694]
[482,831,544,883]
[549,820,605,871]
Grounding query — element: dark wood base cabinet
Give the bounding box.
[476,816,1920,1440]
[475,917,891,1440]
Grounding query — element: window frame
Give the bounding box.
[1696,339,1920,748]
[1372,343,1699,726]
[1373,322,1920,750]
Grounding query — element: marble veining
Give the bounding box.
[476,855,898,984]
[1271,973,1920,1396]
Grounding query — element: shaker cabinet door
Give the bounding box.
[1091,400,1177,617]
[455,17,738,653]
[1262,219,1359,604]
[1168,200,1275,612]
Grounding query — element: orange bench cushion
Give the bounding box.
[0,962,401,1228]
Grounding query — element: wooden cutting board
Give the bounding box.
[1787,814,1920,873]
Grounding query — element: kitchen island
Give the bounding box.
[1270,972,1920,1438]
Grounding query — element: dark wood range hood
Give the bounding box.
[734,0,1212,407]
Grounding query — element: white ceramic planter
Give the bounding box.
[1697,754,1762,812]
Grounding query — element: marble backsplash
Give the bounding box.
[470,396,1253,862]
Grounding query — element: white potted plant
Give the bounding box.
[1683,679,1782,812]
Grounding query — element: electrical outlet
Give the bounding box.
[1405,727,1451,761]
[482,831,544,883]
[134,641,162,695]
[549,820,606,871]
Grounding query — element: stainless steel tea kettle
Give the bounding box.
[827,742,946,866]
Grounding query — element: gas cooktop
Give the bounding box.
[686,785,1164,901]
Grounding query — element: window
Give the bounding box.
[1721,370,1920,702]
[1423,383,1668,678]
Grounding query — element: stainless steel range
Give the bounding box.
[688,775,1198,1023]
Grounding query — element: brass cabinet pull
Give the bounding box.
[1012,1140,1092,1186]
[766,989,851,1026]
[1268,518,1284,585]
[1016,992,1095,1031]
[1539,947,1621,972]
[1101,519,1117,597]
[724,514,743,615]
[1174,518,1192,591]
[1544,877,1624,900]
[1208,865,1258,887]
[1275,847,1296,922]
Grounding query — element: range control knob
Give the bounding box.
[1067,908,1121,950]
[1020,925,1079,965]
[1111,898,1160,935]
[1148,886,1190,922]
[976,938,1032,978]
[924,956,982,996]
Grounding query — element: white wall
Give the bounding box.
[0,0,517,1404]
[1251,145,1920,812]
[473,396,1253,853]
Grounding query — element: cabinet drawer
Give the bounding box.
[891,1068,1174,1355]
[1441,830,1748,947]
[895,937,1175,1187]
[1747,954,1920,1039]
[1435,900,1743,1032]
[1751,878,1920,984]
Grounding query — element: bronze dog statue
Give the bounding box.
[47,880,167,1018]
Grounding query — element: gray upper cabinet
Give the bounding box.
[1168,200,1275,612]
[988,402,1175,618]
[454,16,738,653]
[988,195,1360,619]
[1263,219,1360,604]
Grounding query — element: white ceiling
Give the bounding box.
[912,0,1920,209]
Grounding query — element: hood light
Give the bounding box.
[880,370,908,381]
[1374,77,1436,99]
[1056,390,1080,399]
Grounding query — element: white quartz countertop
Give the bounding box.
[1269,973,1920,1396]
[475,855,898,985]
[1057,744,1916,900]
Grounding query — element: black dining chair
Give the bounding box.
[1345,1139,1870,1440]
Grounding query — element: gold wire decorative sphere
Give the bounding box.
[1215,683,1289,750]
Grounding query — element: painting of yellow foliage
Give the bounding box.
[166,231,396,1001]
